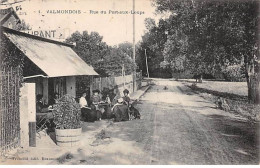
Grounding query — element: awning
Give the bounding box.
[3,28,98,77]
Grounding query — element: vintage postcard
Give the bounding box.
[0,0,259,165]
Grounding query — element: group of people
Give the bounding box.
[36,88,136,122]
[79,89,131,121]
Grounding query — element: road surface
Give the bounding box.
[40,78,258,165]
[5,78,258,165]
[88,78,259,165]
[144,79,259,164]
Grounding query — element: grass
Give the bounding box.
[195,80,247,96]
[181,79,260,122]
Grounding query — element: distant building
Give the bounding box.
[0,7,21,29]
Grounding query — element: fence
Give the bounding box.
[0,67,21,155]
[92,72,142,96]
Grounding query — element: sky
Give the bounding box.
[1,0,161,46]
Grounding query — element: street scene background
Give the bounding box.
[0,0,259,165]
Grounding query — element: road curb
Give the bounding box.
[134,85,151,102]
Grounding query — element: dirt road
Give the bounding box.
[10,78,256,165]
[81,78,259,165]
[4,78,258,165]
[138,79,259,164]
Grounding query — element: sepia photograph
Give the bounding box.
[0,0,259,165]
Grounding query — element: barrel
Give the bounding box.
[55,128,82,147]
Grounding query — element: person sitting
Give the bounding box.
[36,94,49,113]
[91,90,102,109]
[79,92,89,109]
[111,97,130,121]
[79,92,91,121]
[105,94,111,105]
[111,97,124,111]
[122,89,131,107]
[91,90,102,105]
[91,90,105,120]
[48,92,59,106]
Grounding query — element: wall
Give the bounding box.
[66,76,76,97]
[19,83,36,148]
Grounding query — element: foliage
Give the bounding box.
[75,76,92,99]
[14,19,31,31]
[0,33,24,85]
[136,18,168,76]
[152,0,258,72]
[150,0,259,103]
[222,65,246,82]
[53,94,81,129]
[0,34,23,151]
[102,43,136,76]
[66,32,135,77]
[66,31,108,72]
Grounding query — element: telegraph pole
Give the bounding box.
[145,49,149,78]
[132,0,136,92]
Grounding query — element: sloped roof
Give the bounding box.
[2,27,98,77]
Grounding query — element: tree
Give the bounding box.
[144,18,156,30]
[102,44,136,76]
[66,32,135,77]
[163,33,188,74]
[15,19,31,31]
[153,0,259,103]
[136,18,170,77]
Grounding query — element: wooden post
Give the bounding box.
[145,49,149,78]
[132,0,136,92]
[122,64,125,88]
[90,76,93,97]
[29,122,36,147]
[42,78,48,104]
[28,83,36,147]
[99,77,102,91]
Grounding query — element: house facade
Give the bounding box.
[0,26,98,154]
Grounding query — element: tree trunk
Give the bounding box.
[247,73,260,104]
[247,0,260,104]
[198,74,203,83]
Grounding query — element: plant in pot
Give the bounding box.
[52,94,82,147]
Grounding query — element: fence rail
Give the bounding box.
[92,72,142,92]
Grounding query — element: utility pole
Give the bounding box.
[122,64,125,88]
[132,0,136,92]
[145,49,149,78]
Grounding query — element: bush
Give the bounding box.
[53,94,81,129]
[171,70,194,79]
[222,65,246,82]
